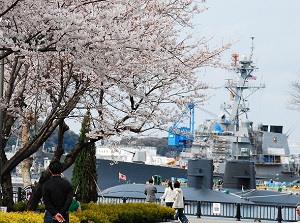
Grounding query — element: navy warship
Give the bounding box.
[63,39,300,191]
[190,38,299,183]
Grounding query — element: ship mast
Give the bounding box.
[226,37,264,131]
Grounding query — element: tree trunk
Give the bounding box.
[26,169,51,211]
[27,121,68,210]
[1,173,14,210]
[26,120,98,211]
[20,111,34,188]
[21,157,33,188]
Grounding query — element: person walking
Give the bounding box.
[42,161,73,223]
[160,181,175,207]
[296,205,300,222]
[173,180,189,223]
[144,178,157,202]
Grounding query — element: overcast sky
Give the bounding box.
[192,0,300,149]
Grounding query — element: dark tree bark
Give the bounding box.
[26,119,98,210]
[1,173,14,211]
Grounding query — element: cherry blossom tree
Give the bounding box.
[289,79,300,110]
[0,0,231,209]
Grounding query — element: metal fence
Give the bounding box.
[11,188,299,222]
[97,196,299,222]
[12,186,36,204]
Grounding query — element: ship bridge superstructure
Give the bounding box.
[191,38,298,179]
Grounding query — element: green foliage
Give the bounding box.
[72,202,174,223]
[13,201,27,212]
[0,211,80,223]
[75,209,110,223]
[2,202,174,223]
[71,111,98,203]
[37,203,45,212]
[0,211,44,223]
[13,201,44,213]
[44,128,78,153]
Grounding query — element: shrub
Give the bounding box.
[13,201,27,212]
[37,203,45,212]
[2,202,174,223]
[0,211,43,223]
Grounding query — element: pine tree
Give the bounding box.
[71,111,98,203]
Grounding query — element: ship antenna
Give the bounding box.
[249,36,255,61]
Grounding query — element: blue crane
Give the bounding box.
[168,103,195,149]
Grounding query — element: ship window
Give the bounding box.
[270,126,283,134]
[263,155,281,163]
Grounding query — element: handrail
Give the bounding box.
[11,188,298,222]
[97,196,298,222]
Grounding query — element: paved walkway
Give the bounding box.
[188,217,250,222]
[165,216,255,223]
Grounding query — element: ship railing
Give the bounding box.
[97,196,298,222]
[224,81,265,90]
[194,131,234,137]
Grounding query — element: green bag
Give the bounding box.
[69,198,79,212]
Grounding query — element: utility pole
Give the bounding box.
[0,49,4,199]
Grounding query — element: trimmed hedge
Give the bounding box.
[0,202,174,223]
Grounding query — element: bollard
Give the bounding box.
[17,187,22,202]
[122,197,127,203]
[235,203,241,221]
[196,201,201,218]
[276,206,283,223]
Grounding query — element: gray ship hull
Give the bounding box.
[62,157,300,192]
[94,159,187,190]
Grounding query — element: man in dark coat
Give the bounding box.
[42,161,73,223]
